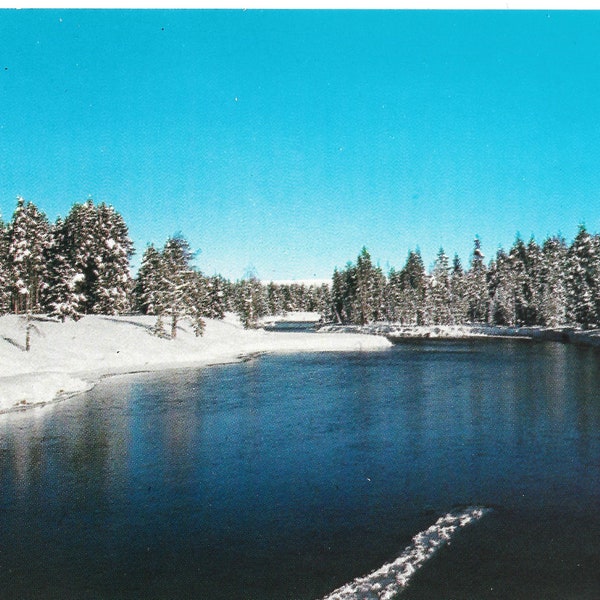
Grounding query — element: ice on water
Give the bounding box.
[321,506,490,600]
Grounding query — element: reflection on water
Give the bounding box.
[0,341,599,599]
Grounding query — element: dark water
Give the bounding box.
[0,339,599,599]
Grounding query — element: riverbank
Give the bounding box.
[321,322,600,346]
[0,313,392,413]
[386,324,600,346]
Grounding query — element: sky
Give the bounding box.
[2,9,600,281]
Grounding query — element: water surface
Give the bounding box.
[0,339,599,598]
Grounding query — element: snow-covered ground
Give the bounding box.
[381,323,600,345]
[260,311,322,324]
[0,313,391,413]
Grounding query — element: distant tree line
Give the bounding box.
[333,231,600,329]
[2,197,600,343]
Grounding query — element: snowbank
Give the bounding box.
[260,311,322,324]
[380,323,600,345]
[0,313,391,413]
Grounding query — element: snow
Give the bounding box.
[260,311,323,323]
[0,313,391,413]
[321,506,490,600]
[381,323,600,345]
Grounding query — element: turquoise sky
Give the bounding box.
[1,9,600,280]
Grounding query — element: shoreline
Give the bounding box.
[3,315,600,415]
[324,322,600,347]
[0,314,391,415]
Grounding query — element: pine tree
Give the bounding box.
[353,247,385,325]
[488,248,516,325]
[235,275,267,328]
[266,282,284,315]
[449,254,469,324]
[331,268,348,323]
[385,267,402,323]
[62,200,133,315]
[507,236,541,326]
[523,237,543,325]
[397,250,428,325]
[466,237,488,323]
[159,235,198,338]
[203,275,228,320]
[429,248,452,325]
[185,271,209,336]
[44,218,85,321]
[135,236,207,337]
[565,225,600,328]
[134,244,164,315]
[313,283,331,319]
[61,200,99,314]
[539,236,567,327]
[0,214,9,314]
[7,197,51,316]
[6,197,52,350]
[91,203,134,314]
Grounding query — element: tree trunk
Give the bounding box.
[171,313,178,339]
[25,297,32,352]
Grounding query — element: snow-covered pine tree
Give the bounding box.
[449,254,469,324]
[61,200,98,314]
[6,197,52,350]
[466,237,488,323]
[185,271,209,336]
[266,282,285,315]
[0,214,9,314]
[487,248,516,325]
[353,247,385,325]
[235,274,267,328]
[289,283,306,312]
[91,203,134,314]
[328,249,386,325]
[331,268,348,323]
[203,275,228,320]
[61,200,133,315]
[303,285,317,312]
[44,218,85,321]
[313,283,332,319]
[538,236,567,327]
[158,235,198,338]
[278,284,292,313]
[7,197,51,315]
[384,267,402,323]
[565,225,600,328]
[134,244,164,315]
[397,250,428,325]
[507,236,540,326]
[429,248,452,325]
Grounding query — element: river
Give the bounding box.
[0,339,599,599]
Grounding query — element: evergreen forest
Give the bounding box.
[2,197,600,338]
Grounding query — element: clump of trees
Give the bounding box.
[0,198,134,349]
[0,197,334,347]
[3,195,600,349]
[333,227,600,329]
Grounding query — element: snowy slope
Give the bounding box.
[0,313,391,412]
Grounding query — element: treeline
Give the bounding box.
[0,197,330,339]
[2,196,600,339]
[333,231,599,329]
